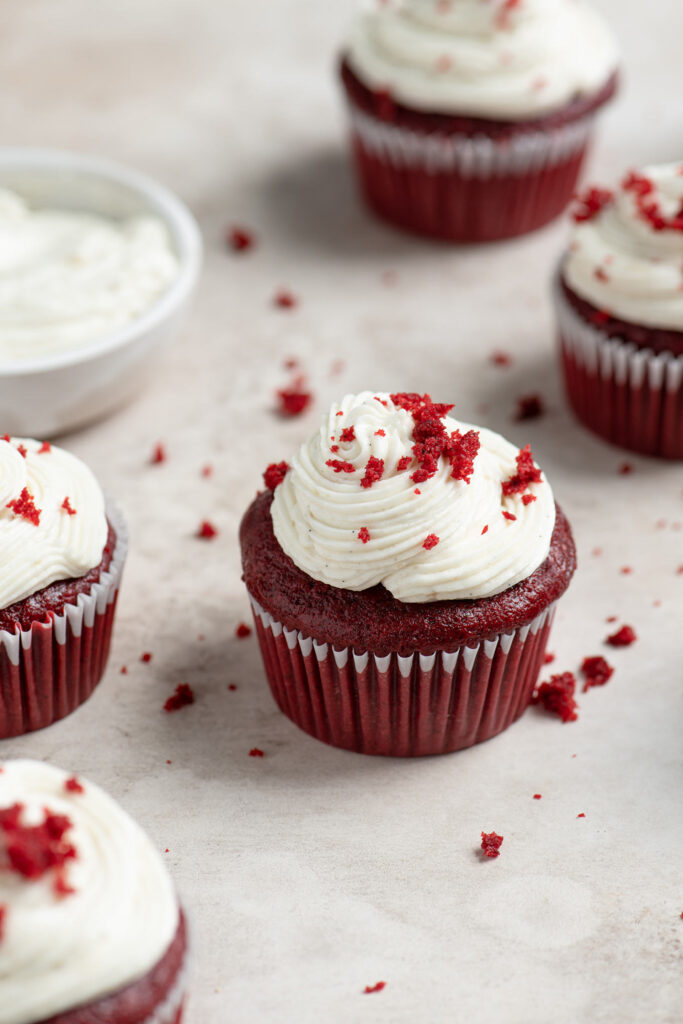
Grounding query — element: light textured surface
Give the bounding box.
[1,2,682,1022]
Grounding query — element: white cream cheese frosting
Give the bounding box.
[346,0,618,121]
[271,392,556,602]
[0,188,179,364]
[564,163,683,331]
[0,759,179,1024]
[0,437,108,612]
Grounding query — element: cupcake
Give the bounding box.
[556,164,683,459]
[0,759,187,1024]
[0,437,127,738]
[241,392,576,756]
[340,0,619,242]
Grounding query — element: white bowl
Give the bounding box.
[0,147,202,437]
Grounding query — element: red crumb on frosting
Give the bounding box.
[164,684,195,713]
[335,410,344,417]
[53,873,76,898]
[273,289,298,309]
[414,488,421,495]
[521,494,537,506]
[326,459,355,474]
[141,652,153,663]
[330,445,339,453]
[502,445,542,497]
[490,350,513,367]
[61,497,77,516]
[572,186,614,223]
[64,777,84,795]
[374,429,386,437]
[532,672,578,723]
[249,748,265,758]
[150,442,166,465]
[16,445,27,459]
[623,170,683,233]
[340,426,356,443]
[594,266,610,283]
[480,831,504,858]
[515,394,545,421]
[606,625,637,647]
[263,461,289,491]
[360,456,385,489]
[581,655,614,692]
[502,510,517,522]
[197,520,218,540]
[363,982,386,995]
[358,527,371,544]
[481,525,489,535]
[423,534,440,550]
[390,393,479,485]
[227,226,255,252]
[544,652,556,665]
[235,622,252,638]
[276,387,311,417]
[6,488,41,526]
[0,804,76,882]
[396,456,412,472]
[37,441,51,454]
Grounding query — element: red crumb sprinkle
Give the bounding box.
[423,534,440,550]
[502,510,517,522]
[396,456,412,472]
[618,462,633,475]
[374,429,386,437]
[606,625,637,647]
[201,464,213,479]
[61,497,77,516]
[592,547,603,557]
[150,443,166,465]
[340,426,356,443]
[490,350,512,367]
[263,461,289,491]
[515,394,545,421]
[16,445,27,459]
[594,266,610,283]
[606,615,618,623]
[390,393,479,485]
[414,488,421,495]
[620,566,633,575]
[120,666,128,675]
[363,982,386,995]
[521,494,536,506]
[273,289,298,310]
[277,387,311,417]
[326,458,355,474]
[235,622,252,639]
[164,684,195,713]
[335,410,344,417]
[533,794,542,800]
[228,684,237,691]
[577,813,586,819]
[64,777,84,796]
[581,656,614,692]
[623,169,683,233]
[197,520,218,540]
[480,832,504,858]
[227,226,255,252]
[543,652,556,665]
[481,525,489,535]
[330,445,339,453]
[358,527,371,544]
[502,445,542,497]
[141,652,153,663]
[360,456,385,489]
[0,804,76,881]
[6,488,41,526]
[572,186,613,223]
[532,672,578,723]
[249,748,265,758]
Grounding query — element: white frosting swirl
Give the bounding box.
[0,188,179,364]
[271,392,555,602]
[0,760,179,1024]
[346,0,618,121]
[564,163,683,331]
[0,437,108,612]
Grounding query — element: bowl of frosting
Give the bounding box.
[0,147,202,436]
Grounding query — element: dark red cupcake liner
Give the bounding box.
[555,281,683,459]
[344,103,595,242]
[0,502,128,740]
[249,594,556,757]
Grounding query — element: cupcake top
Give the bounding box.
[564,164,683,332]
[345,0,618,121]
[270,392,555,603]
[0,759,179,1024]
[0,437,108,612]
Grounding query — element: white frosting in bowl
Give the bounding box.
[271,392,556,603]
[0,188,179,364]
[564,163,683,331]
[346,0,618,121]
[0,437,108,611]
[0,759,179,1024]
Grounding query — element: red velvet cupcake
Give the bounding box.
[556,164,683,459]
[340,0,618,242]
[0,759,188,1024]
[0,437,127,738]
[241,392,576,756]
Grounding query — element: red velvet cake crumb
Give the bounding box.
[581,656,614,692]
[6,488,41,526]
[481,525,489,535]
[197,520,218,540]
[120,666,128,675]
[16,445,27,459]
[249,748,265,758]
[606,625,637,647]
[521,494,537,506]
[340,426,356,443]
[572,186,613,223]
[227,226,255,252]
[623,170,683,232]
[363,982,386,995]
[236,622,252,638]
[360,456,384,489]
[201,464,213,479]
[53,873,76,898]
[502,445,542,497]
[37,441,51,454]
[326,459,355,474]
[390,393,479,485]
[396,456,412,472]
[150,442,167,465]
[358,527,371,544]
[228,684,237,691]
[618,462,633,475]
[480,832,504,858]
[620,566,633,575]
[491,350,513,367]
[0,804,76,881]
[544,652,556,664]
[141,652,153,663]
[164,684,195,713]
[577,813,586,818]
[263,461,289,491]
[64,777,84,795]
[423,534,439,550]
[273,289,298,310]
[502,510,517,522]
[533,672,578,722]
[61,497,77,516]
[515,394,545,421]
[277,387,311,417]
[533,794,542,800]
[374,429,386,437]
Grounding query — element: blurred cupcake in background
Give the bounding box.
[340,0,619,242]
[556,163,683,459]
[241,392,576,757]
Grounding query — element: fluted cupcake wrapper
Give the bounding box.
[555,281,683,459]
[344,103,595,242]
[249,594,556,757]
[0,501,128,740]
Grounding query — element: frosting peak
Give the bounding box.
[271,392,556,602]
[564,163,683,330]
[346,0,619,120]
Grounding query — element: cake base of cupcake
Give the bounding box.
[556,279,683,459]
